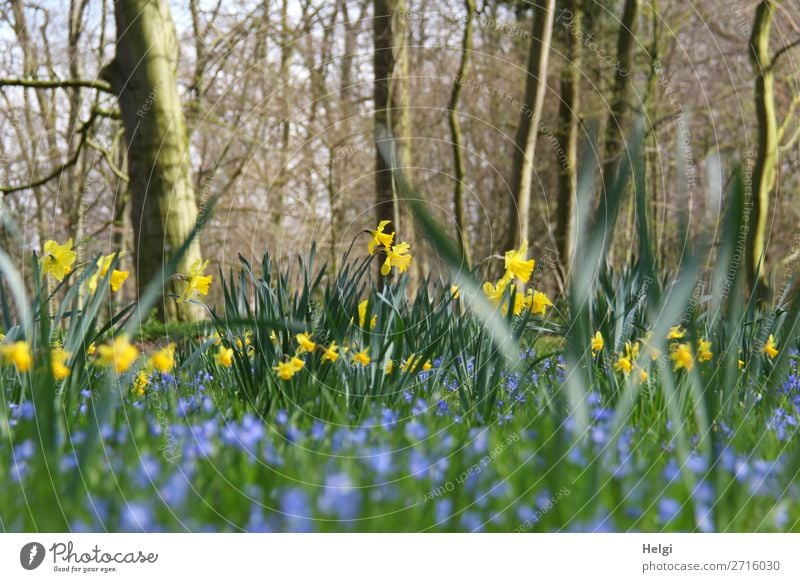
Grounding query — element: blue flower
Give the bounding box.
[658,498,681,524]
[317,472,361,521]
[120,502,154,532]
[435,499,453,524]
[280,488,312,532]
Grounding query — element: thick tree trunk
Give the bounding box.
[555,0,580,268]
[104,0,203,322]
[448,0,476,269]
[505,0,556,253]
[748,1,778,292]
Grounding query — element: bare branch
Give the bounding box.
[0,77,113,93]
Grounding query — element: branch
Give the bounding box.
[85,138,129,183]
[0,109,101,194]
[0,77,113,93]
[773,37,800,65]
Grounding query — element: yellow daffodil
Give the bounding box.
[401,353,432,373]
[504,240,536,283]
[133,371,149,396]
[97,335,139,373]
[273,360,296,380]
[88,253,128,293]
[483,272,512,305]
[697,338,713,362]
[289,356,305,372]
[51,348,70,380]
[526,290,553,316]
[352,347,371,366]
[110,270,129,292]
[738,359,745,369]
[368,220,395,255]
[1,341,32,372]
[296,332,316,353]
[321,342,340,363]
[150,344,176,373]
[358,299,377,329]
[624,341,640,361]
[591,331,604,356]
[384,360,395,374]
[667,326,686,340]
[639,368,649,382]
[41,238,77,281]
[215,346,234,368]
[763,335,778,359]
[671,343,694,371]
[177,258,213,303]
[381,242,412,276]
[270,330,278,344]
[614,356,632,375]
[87,342,96,355]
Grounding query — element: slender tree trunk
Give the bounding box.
[373,0,399,233]
[273,0,291,232]
[448,0,476,269]
[103,0,203,322]
[748,0,778,292]
[554,0,580,268]
[505,0,556,253]
[602,0,639,188]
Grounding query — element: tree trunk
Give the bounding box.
[555,0,580,268]
[505,0,556,253]
[373,0,400,233]
[602,0,639,188]
[448,0,476,269]
[748,0,778,292]
[103,0,203,322]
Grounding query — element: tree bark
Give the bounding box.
[373,0,399,232]
[748,0,778,292]
[505,0,556,253]
[448,0,476,269]
[602,0,639,189]
[103,0,203,322]
[554,0,581,268]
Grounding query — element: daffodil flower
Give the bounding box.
[150,344,176,373]
[133,371,149,396]
[215,346,234,368]
[177,258,213,303]
[591,331,604,356]
[97,335,139,373]
[381,242,412,276]
[41,239,77,281]
[296,332,316,353]
[52,348,71,380]
[1,341,33,373]
[614,356,632,375]
[504,240,536,283]
[667,326,686,340]
[697,338,713,362]
[763,335,778,359]
[352,347,370,366]
[273,360,296,380]
[670,343,694,371]
[526,290,553,315]
[321,342,340,363]
[368,220,395,255]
